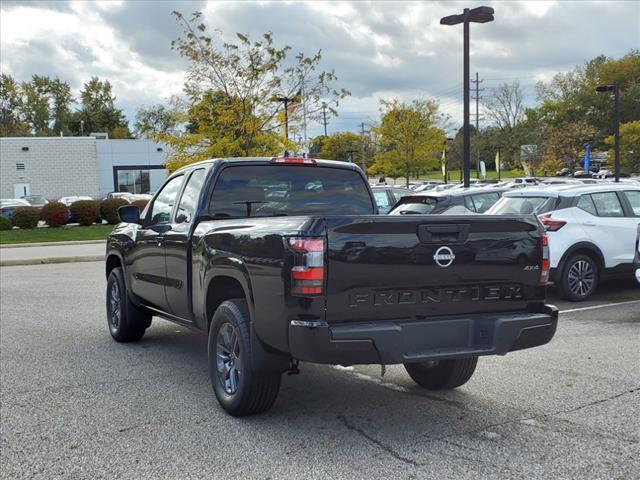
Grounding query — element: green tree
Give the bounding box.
[316,131,375,164]
[20,75,53,135]
[0,74,29,136]
[161,11,349,168]
[606,120,640,174]
[135,99,183,138]
[370,99,444,187]
[71,77,130,138]
[49,78,74,135]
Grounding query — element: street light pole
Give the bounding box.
[613,86,620,183]
[441,6,494,189]
[463,12,470,188]
[596,84,621,182]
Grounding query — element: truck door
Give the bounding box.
[129,174,184,312]
[163,168,207,320]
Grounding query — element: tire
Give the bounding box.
[404,357,478,390]
[106,267,151,342]
[208,299,281,416]
[559,253,599,301]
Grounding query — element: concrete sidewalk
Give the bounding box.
[0,242,105,266]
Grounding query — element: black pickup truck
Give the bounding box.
[105,157,558,416]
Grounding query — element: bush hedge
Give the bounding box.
[100,198,129,224]
[70,200,100,226]
[40,202,69,228]
[11,206,40,229]
[0,215,12,231]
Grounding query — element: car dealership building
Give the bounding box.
[0,136,169,200]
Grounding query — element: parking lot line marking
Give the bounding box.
[560,299,640,314]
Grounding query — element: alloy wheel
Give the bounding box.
[567,259,595,297]
[109,282,121,329]
[216,322,241,395]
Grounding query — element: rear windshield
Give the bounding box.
[489,196,555,215]
[208,165,374,217]
[388,196,441,215]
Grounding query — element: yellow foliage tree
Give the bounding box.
[370,99,445,186]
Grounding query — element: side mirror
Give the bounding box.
[175,211,190,224]
[118,205,141,224]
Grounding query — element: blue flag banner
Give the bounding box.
[582,144,591,171]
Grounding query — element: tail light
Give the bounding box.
[271,157,317,165]
[289,237,325,295]
[538,214,566,232]
[540,233,550,284]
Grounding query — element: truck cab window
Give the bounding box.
[149,175,184,224]
[175,169,206,223]
[208,165,374,217]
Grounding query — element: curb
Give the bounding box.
[0,240,106,249]
[0,255,104,267]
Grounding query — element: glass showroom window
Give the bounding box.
[117,169,151,193]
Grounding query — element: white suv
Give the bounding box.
[487,184,640,301]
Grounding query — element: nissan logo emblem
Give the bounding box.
[433,246,455,268]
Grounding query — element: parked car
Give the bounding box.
[635,223,640,284]
[592,169,613,179]
[59,196,101,224]
[512,177,539,186]
[388,187,507,215]
[555,168,571,177]
[21,195,49,208]
[573,169,591,178]
[411,181,444,193]
[540,178,582,186]
[105,156,557,416]
[371,185,412,213]
[0,198,31,220]
[488,184,640,301]
[59,196,94,207]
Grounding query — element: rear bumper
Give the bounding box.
[288,305,558,366]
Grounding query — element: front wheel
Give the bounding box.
[404,357,478,390]
[208,299,281,416]
[106,267,151,342]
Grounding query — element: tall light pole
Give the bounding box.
[596,84,620,182]
[441,6,494,188]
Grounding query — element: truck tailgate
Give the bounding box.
[325,215,545,323]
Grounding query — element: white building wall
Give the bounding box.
[0,137,99,199]
[96,139,169,197]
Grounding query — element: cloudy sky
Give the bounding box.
[1,0,638,137]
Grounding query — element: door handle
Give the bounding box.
[156,236,165,246]
[583,221,596,227]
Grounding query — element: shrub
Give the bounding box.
[40,202,69,228]
[100,198,129,224]
[0,215,12,231]
[11,206,40,229]
[131,199,149,212]
[70,200,100,226]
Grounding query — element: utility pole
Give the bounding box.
[273,96,295,140]
[470,72,484,178]
[322,104,328,137]
[359,122,369,172]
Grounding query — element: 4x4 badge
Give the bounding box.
[433,246,456,268]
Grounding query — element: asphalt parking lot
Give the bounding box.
[1,262,638,479]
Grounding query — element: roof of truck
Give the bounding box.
[172,156,362,174]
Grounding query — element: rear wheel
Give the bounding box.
[559,254,599,301]
[404,357,478,390]
[106,267,151,342]
[208,299,281,416]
